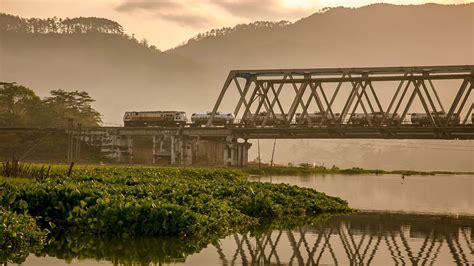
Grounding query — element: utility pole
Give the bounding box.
[257,139,261,169]
[75,123,82,162]
[270,138,276,167]
[67,118,74,162]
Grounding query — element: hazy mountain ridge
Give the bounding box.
[1,3,472,123]
[169,3,473,71]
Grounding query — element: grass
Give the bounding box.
[241,165,474,176]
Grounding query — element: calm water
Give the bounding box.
[16,174,474,265]
[249,174,474,216]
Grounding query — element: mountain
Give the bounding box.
[1,4,473,124]
[169,3,473,71]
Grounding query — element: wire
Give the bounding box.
[311,139,474,152]
[355,139,474,148]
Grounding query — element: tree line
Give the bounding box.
[1,13,159,51]
[0,82,101,128]
[188,20,291,43]
[0,13,123,34]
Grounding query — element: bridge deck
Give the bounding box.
[1,126,473,139]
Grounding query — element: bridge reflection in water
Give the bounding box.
[213,213,473,265]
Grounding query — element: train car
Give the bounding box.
[410,112,460,126]
[191,112,234,126]
[371,112,401,126]
[326,113,342,126]
[123,111,187,127]
[349,113,370,126]
[243,111,287,126]
[349,112,401,126]
[295,112,324,125]
[295,112,341,126]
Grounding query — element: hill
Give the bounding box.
[0,14,208,123]
[1,4,473,124]
[170,3,473,70]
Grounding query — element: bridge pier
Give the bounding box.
[93,129,252,166]
[224,137,252,166]
[170,136,251,166]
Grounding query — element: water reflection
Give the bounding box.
[17,213,474,265]
[213,213,473,265]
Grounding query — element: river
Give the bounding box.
[17,174,474,265]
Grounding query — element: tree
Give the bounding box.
[43,90,101,127]
[0,82,42,127]
[0,83,102,128]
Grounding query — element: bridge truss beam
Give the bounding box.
[207,65,474,131]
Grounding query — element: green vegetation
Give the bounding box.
[0,82,101,128]
[242,165,473,176]
[0,165,349,263]
[0,207,48,264]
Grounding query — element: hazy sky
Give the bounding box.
[1,0,471,50]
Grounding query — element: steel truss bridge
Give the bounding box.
[1,65,473,165]
[207,65,474,139]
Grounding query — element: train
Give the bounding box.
[123,111,471,127]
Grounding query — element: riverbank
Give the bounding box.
[241,165,474,176]
[0,165,350,264]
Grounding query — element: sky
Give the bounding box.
[1,0,471,50]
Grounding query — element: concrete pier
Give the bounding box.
[82,128,252,166]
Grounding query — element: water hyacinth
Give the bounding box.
[0,166,350,263]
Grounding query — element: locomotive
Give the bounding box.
[191,112,235,126]
[410,112,460,126]
[123,111,187,127]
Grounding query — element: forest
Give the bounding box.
[0,13,123,35]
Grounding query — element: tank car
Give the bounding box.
[410,112,460,126]
[295,112,324,125]
[295,112,341,126]
[349,112,401,126]
[243,111,287,126]
[123,111,187,127]
[371,112,401,126]
[326,113,342,126]
[349,113,370,126]
[191,112,234,126]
